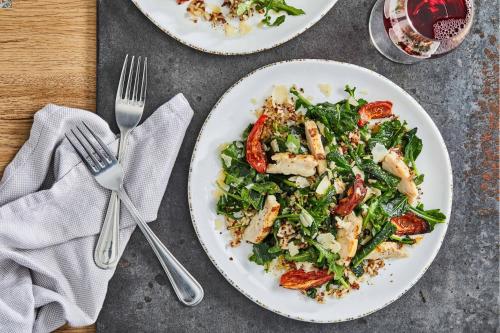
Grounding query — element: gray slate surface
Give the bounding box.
[96,0,499,331]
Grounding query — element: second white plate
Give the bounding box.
[132,0,337,54]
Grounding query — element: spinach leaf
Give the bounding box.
[306,288,317,299]
[403,128,423,174]
[408,203,446,228]
[253,0,305,27]
[360,159,400,188]
[285,247,318,263]
[380,194,409,217]
[247,182,282,195]
[368,119,405,149]
[326,150,352,175]
[249,242,279,266]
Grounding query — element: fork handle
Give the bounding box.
[94,191,120,268]
[94,132,129,269]
[117,189,204,306]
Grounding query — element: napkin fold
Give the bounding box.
[0,94,194,333]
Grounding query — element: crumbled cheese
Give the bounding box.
[317,233,341,253]
[272,85,291,105]
[300,209,314,227]
[270,139,280,152]
[295,262,316,272]
[315,176,331,195]
[233,211,243,219]
[289,176,310,188]
[371,143,389,163]
[318,83,332,97]
[287,242,300,256]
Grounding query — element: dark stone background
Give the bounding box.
[96,0,499,331]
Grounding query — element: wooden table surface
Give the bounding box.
[0,0,97,332]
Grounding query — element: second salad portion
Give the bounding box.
[176,0,305,36]
[216,85,446,302]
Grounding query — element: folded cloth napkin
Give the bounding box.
[0,94,194,333]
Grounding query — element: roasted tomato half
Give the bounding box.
[280,269,333,290]
[358,101,393,126]
[391,212,430,235]
[334,174,367,216]
[245,114,268,173]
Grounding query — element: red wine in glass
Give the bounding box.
[369,0,474,63]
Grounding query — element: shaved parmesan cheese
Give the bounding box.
[221,154,232,168]
[239,21,252,35]
[289,176,310,188]
[315,176,331,195]
[333,178,346,194]
[270,139,280,152]
[287,242,300,256]
[224,24,238,37]
[318,83,332,97]
[295,262,316,272]
[300,209,314,227]
[214,218,225,231]
[371,143,389,163]
[272,85,291,105]
[316,233,341,253]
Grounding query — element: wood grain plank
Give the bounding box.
[0,0,96,174]
[0,0,97,332]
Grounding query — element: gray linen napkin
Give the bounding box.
[0,94,194,333]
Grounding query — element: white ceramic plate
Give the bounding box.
[131,0,337,55]
[188,60,453,322]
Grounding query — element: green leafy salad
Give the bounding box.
[215,85,446,302]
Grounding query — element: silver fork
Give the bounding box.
[95,55,146,269]
[66,122,204,306]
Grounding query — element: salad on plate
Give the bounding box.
[215,84,446,302]
[176,0,305,36]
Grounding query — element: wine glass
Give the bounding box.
[369,0,474,64]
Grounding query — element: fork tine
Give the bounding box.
[132,56,141,102]
[66,133,99,173]
[139,57,147,103]
[81,121,117,163]
[125,56,135,101]
[116,54,129,101]
[72,127,104,167]
[76,124,111,165]
[67,130,101,174]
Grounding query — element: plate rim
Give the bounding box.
[188,59,454,323]
[131,0,338,55]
